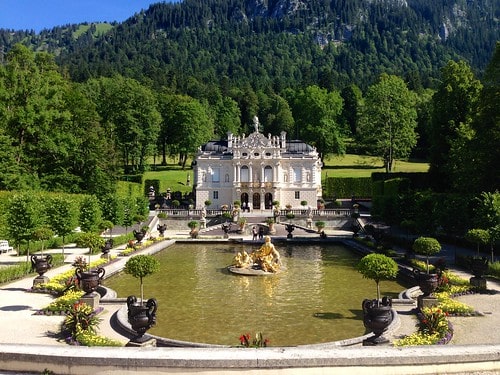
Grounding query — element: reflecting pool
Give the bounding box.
[105,242,407,346]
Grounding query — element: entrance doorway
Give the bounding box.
[240,193,249,211]
[264,193,273,209]
[253,193,260,210]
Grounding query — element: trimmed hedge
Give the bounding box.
[324,177,372,199]
[119,174,143,184]
[372,172,429,190]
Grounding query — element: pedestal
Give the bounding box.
[79,292,100,310]
[126,338,157,347]
[362,335,390,346]
[33,275,49,286]
[306,218,312,229]
[417,295,438,309]
[469,276,487,290]
[200,218,206,229]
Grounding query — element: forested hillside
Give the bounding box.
[0,0,498,90]
[0,0,498,201]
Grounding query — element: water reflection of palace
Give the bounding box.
[194,116,323,210]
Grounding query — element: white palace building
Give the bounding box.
[193,117,323,211]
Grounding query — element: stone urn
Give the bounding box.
[31,254,53,277]
[157,224,167,237]
[133,229,147,243]
[470,257,489,289]
[127,295,158,342]
[414,269,439,296]
[285,224,294,239]
[76,267,105,295]
[362,297,393,345]
[471,257,489,278]
[101,238,113,256]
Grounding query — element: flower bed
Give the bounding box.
[394,307,454,346]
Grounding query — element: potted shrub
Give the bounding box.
[124,255,160,342]
[412,236,441,296]
[315,221,326,233]
[188,220,199,238]
[357,253,399,345]
[30,226,54,280]
[358,253,399,305]
[300,200,308,214]
[465,229,489,278]
[238,217,247,231]
[413,237,441,274]
[75,232,106,295]
[265,217,275,234]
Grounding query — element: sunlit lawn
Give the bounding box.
[142,157,195,195]
[322,154,429,178]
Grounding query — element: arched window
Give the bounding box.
[240,166,249,182]
[264,166,273,182]
[293,167,302,183]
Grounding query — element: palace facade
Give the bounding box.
[193,118,323,211]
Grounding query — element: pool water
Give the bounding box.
[105,242,407,346]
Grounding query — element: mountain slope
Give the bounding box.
[1,0,498,90]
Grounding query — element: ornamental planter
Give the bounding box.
[471,257,488,278]
[413,270,439,296]
[127,295,158,343]
[76,267,105,295]
[362,298,393,346]
[31,254,53,286]
[133,229,147,243]
[157,224,167,237]
[101,238,113,256]
[470,257,489,289]
[31,254,52,277]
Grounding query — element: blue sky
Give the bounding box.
[0,1,179,32]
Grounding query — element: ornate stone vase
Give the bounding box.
[413,270,439,296]
[133,229,147,243]
[362,297,393,345]
[471,257,489,278]
[76,267,105,294]
[285,224,294,239]
[31,254,53,277]
[157,224,167,237]
[127,296,158,342]
[101,239,113,255]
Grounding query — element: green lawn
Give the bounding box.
[142,159,195,195]
[322,154,429,178]
[140,154,429,194]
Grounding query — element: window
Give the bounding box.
[295,191,300,199]
[293,167,302,183]
[264,166,273,182]
[212,168,220,183]
[240,166,249,182]
[213,191,219,200]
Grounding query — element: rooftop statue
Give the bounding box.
[230,236,282,275]
[252,115,260,133]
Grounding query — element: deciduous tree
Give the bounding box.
[358,74,417,172]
